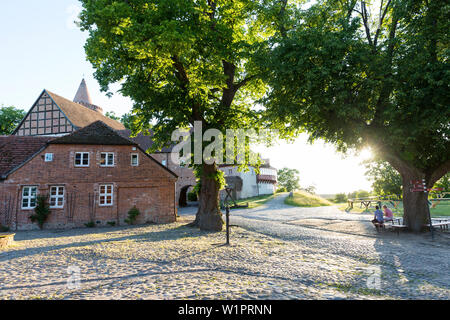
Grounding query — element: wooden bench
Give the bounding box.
[390,224,407,235]
[425,221,450,231]
[374,218,405,235]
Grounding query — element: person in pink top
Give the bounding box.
[383,205,394,221]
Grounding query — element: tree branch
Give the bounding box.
[371,15,398,126]
[234,74,257,91]
[278,0,288,38]
[428,160,450,187]
[373,0,391,48]
[360,1,373,46]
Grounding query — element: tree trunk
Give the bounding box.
[401,176,429,232]
[381,151,450,233]
[191,163,223,231]
[399,169,436,233]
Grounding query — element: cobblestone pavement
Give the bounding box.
[1,194,449,300]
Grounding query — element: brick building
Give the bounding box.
[11,79,196,207]
[118,130,197,207]
[0,121,177,230]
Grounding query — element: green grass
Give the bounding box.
[337,202,450,217]
[284,191,333,207]
[430,205,450,217]
[226,193,278,209]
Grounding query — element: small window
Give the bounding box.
[75,152,89,167]
[99,184,113,206]
[131,153,139,166]
[162,159,167,167]
[100,152,114,167]
[45,153,53,162]
[22,186,37,209]
[50,186,64,208]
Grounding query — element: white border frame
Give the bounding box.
[99,184,114,206]
[100,152,115,167]
[21,186,38,210]
[131,153,139,166]
[74,152,90,167]
[49,186,65,209]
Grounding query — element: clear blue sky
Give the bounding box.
[0,0,132,115]
[0,1,373,194]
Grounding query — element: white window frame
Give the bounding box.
[49,186,65,208]
[44,153,53,162]
[74,152,90,167]
[99,184,114,206]
[22,186,38,209]
[131,153,139,166]
[100,152,115,167]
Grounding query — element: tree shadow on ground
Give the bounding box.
[0,223,217,263]
[372,229,450,299]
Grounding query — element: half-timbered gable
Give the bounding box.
[13,82,124,137]
[13,90,75,136]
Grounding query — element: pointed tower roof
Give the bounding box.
[73,78,93,104]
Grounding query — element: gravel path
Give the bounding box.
[0,194,448,300]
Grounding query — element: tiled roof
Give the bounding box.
[118,129,175,153]
[0,136,53,179]
[50,121,136,145]
[46,90,124,130]
[0,122,178,179]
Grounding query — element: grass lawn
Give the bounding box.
[284,191,333,207]
[226,193,279,209]
[337,202,450,217]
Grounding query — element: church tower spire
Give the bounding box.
[73,78,93,105]
[73,78,103,113]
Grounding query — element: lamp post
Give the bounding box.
[223,186,234,245]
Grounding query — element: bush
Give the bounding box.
[276,186,287,193]
[187,191,198,201]
[125,206,140,225]
[29,195,50,229]
[334,193,348,203]
[84,221,95,228]
[0,224,10,232]
[107,221,116,227]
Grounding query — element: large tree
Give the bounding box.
[365,159,403,198]
[262,0,449,231]
[365,159,450,199]
[277,167,300,192]
[79,0,282,231]
[0,105,26,135]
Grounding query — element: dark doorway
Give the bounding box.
[179,185,192,207]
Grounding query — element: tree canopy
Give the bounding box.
[105,111,134,130]
[0,105,26,135]
[277,167,300,192]
[261,0,449,231]
[365,159,403,198]
[79,0,287,231]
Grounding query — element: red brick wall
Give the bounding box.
[150,153,196,205]
[0,144,177,230]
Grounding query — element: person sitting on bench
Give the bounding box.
[382,205,394,222]
[372,206,384,229]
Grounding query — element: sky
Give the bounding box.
[0,1,373,194]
